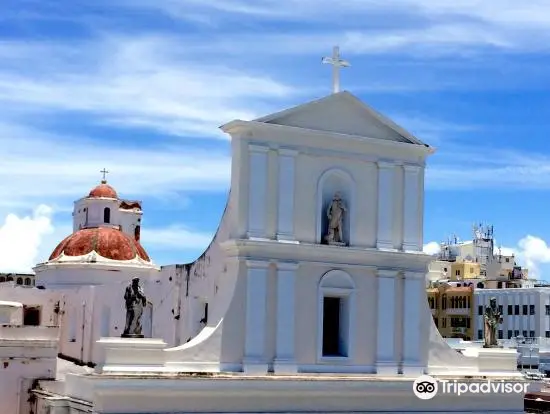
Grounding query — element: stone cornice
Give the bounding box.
[222,120,433,158]
[42,374,525,413]
[220,239,431,273]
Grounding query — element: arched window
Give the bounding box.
[16,277,23,285]
[104,207,111,223]
[318,270,355,359]
[25,278,31,286]
[477,282,484,289]
[6,276,13,282]
[442,294,447,310]
[134,225,141,241]
[0,277,5,282]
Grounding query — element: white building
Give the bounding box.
[0,90,527,414]
[475,288,550,340]
[0,273,35,286]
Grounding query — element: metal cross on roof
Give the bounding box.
[100,168,109,183]
[322,46,350,94]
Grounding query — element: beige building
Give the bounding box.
[427,284,474,341]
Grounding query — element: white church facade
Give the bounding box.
[0,91,527,413]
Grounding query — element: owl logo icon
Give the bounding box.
[413,375,438,400]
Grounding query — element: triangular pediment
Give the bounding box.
[254,91,427,146]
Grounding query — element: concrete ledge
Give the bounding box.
[376,362,399,376]
[401,364,425,377]
[477,348,518,373]
[95,337,167,373]
[44,374,528,413]
[273,359,298,375]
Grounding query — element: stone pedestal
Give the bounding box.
[477,348,518,373]
[121,333,144,338]
[95,337,167,373]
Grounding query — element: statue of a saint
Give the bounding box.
[325,192,347,245]
[483,297,502,348]
[122,277,147,338]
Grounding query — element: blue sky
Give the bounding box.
[2,0,550,278]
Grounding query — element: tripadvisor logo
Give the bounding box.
[413,375,529,400]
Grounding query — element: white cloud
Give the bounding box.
[423,241,441,256]
[425,149,550,190]
[126,0,550,55]
[500,235,550,279]
[141,226,214,250]
[0,121,231,211]
[0,35,295,140]
[0,205,54,272]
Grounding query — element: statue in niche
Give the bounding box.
[483,297,503,348]
[122,277,147,338]
[324,192,347,246]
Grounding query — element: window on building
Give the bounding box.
[467,297,470,308]
[16,277,22,285]
[322,297,348,357]
[134,225,141,241]
[546,331,550,338]
[444,267,447,272]
[442,295,447,310]
[477,330,483,340]
[478,305,483,315]
[24,278,31,286]
[506,258,510,263]
[514,330,519,337]
[515,305,520,315]
[23,306,40,326]
[442,318,447,328]
[498,305,503,314]
[523,305,528,315]
[508,330,513,339]
[6,276,13,282]
[497,282,503,289]
[546,305,550,316]
[530,305,535,315]
[470,267,474,274]
[450,317,469,328]
[0,276,5,282]
[530,330,535,338]
[103,207,111,223]
[498,330,503,339]
[522,330,528,338]
[508,304,513,315]
[455,269,461,277]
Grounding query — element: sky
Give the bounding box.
[2,0,550,278]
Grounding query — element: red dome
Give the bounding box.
[49,227,150,262]
[89,181,118,199]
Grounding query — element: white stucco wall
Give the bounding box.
[0,284,61,327]
[161,92,434,375]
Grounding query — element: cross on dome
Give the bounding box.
[321,46,350,94]
[100,168,109,184]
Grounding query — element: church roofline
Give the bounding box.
[246,90,431,148]
[220,119,435,156]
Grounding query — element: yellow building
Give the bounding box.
[427,284,474,340]
[450,261,481,281]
